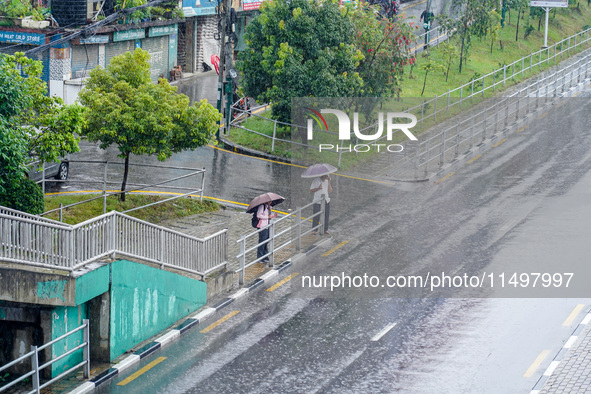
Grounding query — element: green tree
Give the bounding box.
[508,0,530,41]
[350,4,417,98]
[488,10,503,52]
[238,0,363,123]
[78,48,221,201]
[439,42,458,82]
[419,57,446,96]
[0,53,85,213]
[440,0,496,73]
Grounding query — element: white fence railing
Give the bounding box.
[227,26,591,166]
[236,198,326,285]
[0,208,227,276]
[0,320,90,394]
[415,52,590,177]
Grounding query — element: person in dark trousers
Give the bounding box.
[420,9,435,45]
[256,201,277,262]
[310,175,332,235]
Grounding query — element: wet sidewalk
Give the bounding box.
[535,311,591,393]
[161,204,323,286]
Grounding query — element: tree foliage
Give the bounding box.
[78,48,221,201]
[0,53,85,212]
[238,0,364,123]
[439,0,496,73]
[350,4,417,98]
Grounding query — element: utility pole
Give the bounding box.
[215,0,236,141]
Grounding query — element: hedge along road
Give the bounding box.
[95,88,591,393]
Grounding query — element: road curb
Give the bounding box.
[66,237,331,393]
[531,311,591,393]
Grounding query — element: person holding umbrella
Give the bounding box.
[302,164,337,235]
[256,201,277,262]
[246,192,284,263]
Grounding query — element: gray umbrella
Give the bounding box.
[246,192,285,213]
[301,163,338,178]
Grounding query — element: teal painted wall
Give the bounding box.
[109,260,206,360]
[51,304,88,377]
[75,265,110,306]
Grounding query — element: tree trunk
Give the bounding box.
[499,39,504,51]
[491,37,494,53]
[538,16,542,31]
[515,9,521,42]
[445,63,450,82]
[459,33,466,73]
[120,151,130,202]
[421,70,429,96]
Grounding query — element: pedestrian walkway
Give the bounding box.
[535,312,591,393]
[161,205,321,286]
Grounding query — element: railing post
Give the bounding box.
[200,168,206,202]
[239,236,245,285]
[454,122,460,156]
[482,107,487,141]
[424,137,430,176]
[433,95,437,122]
[420,100,424,130]
[439,129,445,167]
[493,71,496,92]
[482,76,485,97]
[42,164,46,195]
[414,142,420,179]
[446,90,450,114]
[460,85,464,109]
[295,207,301,251]
[271,121,277,152]
[83,319,90,379]
[319,197,326,236]
[268,222,274,267]
[103,161,108,215]
[59,203,63,222]
[505,97,509,129]
[70,228,75,268]
[503,65,506,87]
[160,228,165,263]
[31,345,40,394]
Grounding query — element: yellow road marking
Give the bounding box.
[207,144,395,185]
[537,112,548,120]
[466,154,482,164]
[322,241,350,257]
[200,310,240,333]
[402,0,427,9]
[435,172,455,184]
[563,304,585,327]
[572,91,581,97]
[266,273,299,292]
[516,125,528,133]
[117,357,166,386]
[523,350,550,378]
[492,139,507,148]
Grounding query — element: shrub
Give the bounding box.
[0,177,44,214]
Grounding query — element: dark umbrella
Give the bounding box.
[246,192,285,213]
[301,163,338,178]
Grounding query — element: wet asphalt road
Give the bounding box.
[93,86,591,394]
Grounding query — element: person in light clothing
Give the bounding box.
[256,201,277,262]
[310,175,332,234]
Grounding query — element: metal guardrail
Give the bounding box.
[0,319,90,394]
[37,161,207,220]
[0,208,228,276]
[235,198,326,285]
[414,52,591,177]
[227,26,591,166]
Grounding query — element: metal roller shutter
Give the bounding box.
[142,36,169,81]
[105,40,135,67]
[71,45,99,79]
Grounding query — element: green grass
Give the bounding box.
[228,4,591,169]
[44,193,220,225]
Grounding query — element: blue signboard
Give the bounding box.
[182,0,217,16]
[0,30,45,45]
